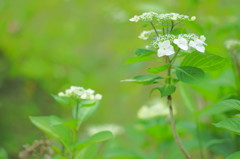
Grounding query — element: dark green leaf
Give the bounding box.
[181,52,226,71]
[214,118,240,134]
[134,49,156,56]
[147,64,171,73]
[159,85,176,97]
[121,75,162,85]
[176,66,204,83]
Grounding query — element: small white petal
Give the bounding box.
[190,16,196,21]
[95,94,102,100]
[173,37,189,50]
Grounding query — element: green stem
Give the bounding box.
[230,50,240,96]
[72,102,80,159]
[166,57,192,159]
[150,21,159,37]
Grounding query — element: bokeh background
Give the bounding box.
[0,0,240,158]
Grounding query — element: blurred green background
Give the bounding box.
[0,0,240,158]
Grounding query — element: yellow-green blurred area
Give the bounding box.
[0,0,240,158]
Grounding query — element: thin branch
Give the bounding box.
[166,57,192,159]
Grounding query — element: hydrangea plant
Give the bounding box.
[122,12,226,159]
[28,86,112,159]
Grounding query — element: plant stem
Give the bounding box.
[230,50,240,96]
[150,21,160,37]
[72,102,80,159]
[167,58,192,159]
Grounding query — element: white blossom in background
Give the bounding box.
[137,99,174,119]
[58,86,102,101]
[225,39,240,50]
[86,124,124,136]
[138,30,161,40]
[158,40,175,57]
[129,12,196,23]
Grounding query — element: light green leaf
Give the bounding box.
[214,118,240,134]
[75,145,98,159]
[126,56,156,64]
[147,64,171,73]
[73,101,100,125]
[197,99,240,117]
[181,52,226,71]
[176,66,204,83]
[121,75,162,85]
[52,95,73,105]
[29,116,72,148]
[226,151,240,159]
[0,148,8,159]
[76,131,113,150]
[159,85,176,97]
[134,48,156,56]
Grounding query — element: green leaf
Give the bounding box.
[181,52,226,71]
[176,66,204,83]
[76,131,113,150]
[29,116,72,148]
[159,85,176,97]
[134,49,156,56]
[52,95,73,105]
[147,64,171,73]
[75,145,99,159]
[214,118,240,134]
[126,56,156,64]
[197,99,240,117]
[0,148,8,159]
[73,101,100,125]
[121,75,162,85]
[226,151,240,159]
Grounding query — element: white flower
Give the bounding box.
[138,30,161,40]
[137,100,174,119]
[129,15,140,22]
[157,40,175,57]
[58,92,65,97]
[190,16,196,21]
[86,124,124,136]
[225,39,240,50]
[57,86,102,101]
[173,37,189,50]
[95,94,102,100]
[189,38,206,53]
[129,12,196,23]
[200,35,206,41]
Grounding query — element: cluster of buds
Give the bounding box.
[58,86,102,101]
[130,12,196,23]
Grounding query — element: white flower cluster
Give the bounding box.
[86,124,124,136]
[137,100,174,119]
[58,86,102,101]
[154,34,207,57]
[225,39,240,50]
[138,30,161,40]
[130,12,196,23]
